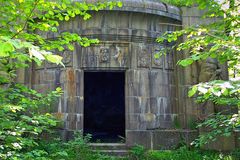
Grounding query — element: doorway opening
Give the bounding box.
[84,71,125,143]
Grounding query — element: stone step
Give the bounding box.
[90,143,129,157]
[93,149,128,157]
[89,143,128,150]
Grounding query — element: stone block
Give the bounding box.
[63,113,83,131]
[163,71,176,85]
[126,96,149,114]
[126,114,141,130]
[64,96,83,114]
[182,130,198,145]
[66,97,75,113]
[33,70,40,84]
[126,131,152,148]
[149,70,165,84]
[150,85,169,97]
[75,96,84,114]
[202,134,236,151]
[150,97,170,114]
[127,82,150,97]
[152,130,180,149]
[33,83,56,93]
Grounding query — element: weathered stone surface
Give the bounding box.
[30,6,182,146]
[126,131,152,148]
[80,43,129,69]
[126,130,198,149]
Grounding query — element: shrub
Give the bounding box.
[0,84,61,159]
[129,145,238,160]
[39,132,124,160]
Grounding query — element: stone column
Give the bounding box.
[181,6,236,151]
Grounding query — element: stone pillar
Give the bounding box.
[181,6,236,151]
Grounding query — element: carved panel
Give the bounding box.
[164,49,174,70]
[138,46,151,68]
[81,43,129,68]
[198,58,222,82]
[152,46,164,69]
[113,46,128,67]
[99,47,110,63]
[82,48,98,68]
[61,50,73,66]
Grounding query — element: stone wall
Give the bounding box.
[29,6,187,148]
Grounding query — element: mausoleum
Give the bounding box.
[19,0,234,150]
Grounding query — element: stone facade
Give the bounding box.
[19,0,237,150]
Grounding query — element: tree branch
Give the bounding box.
[11,0,39,39]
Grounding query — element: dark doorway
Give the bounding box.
[84,71,125,143]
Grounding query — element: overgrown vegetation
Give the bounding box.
[128,145,239,160]
[157,0,240,147]
[28,132,123,160]
[0,84,62,159]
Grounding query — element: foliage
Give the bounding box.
[157,0,240,147]
[28,132,123,160]
[129,145,146,160]
[128,146,238,160]
[192,113,239,147]
[158,0,239,69]
[188,80,240,106]
[161,0,192,6]
[0,84,62,159]
[0,0,122,83]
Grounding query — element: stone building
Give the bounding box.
[17,0,238,151]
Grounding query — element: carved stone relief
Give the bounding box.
[152,46,164,68]
[113,46,127,67]
[198,58,222,82]
[81,43,129,68]
[61,50,73,66]
[99,47,110,63]
[83,48,98,67]
[138,46,151,68]
[197,58,223,118]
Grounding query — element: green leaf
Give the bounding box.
[51,27,57,32]
[48,10,54,15]
[154,53,160,59]
[67,44,74,51]
[65,15,69,21]
[117,2,123,7]
[0,42,15,57]
[45,54,63,65]
[83,14,91,20]
[178,58,194,67]
[188,85,198,97]
[62,3,67,9]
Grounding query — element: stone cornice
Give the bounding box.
[74,0,181,21]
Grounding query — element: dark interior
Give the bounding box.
[84,71,125,143]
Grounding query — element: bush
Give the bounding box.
[38,132,124,160]
[0,84,62,159]
[0,83,125,160]
[129,145,238,160]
